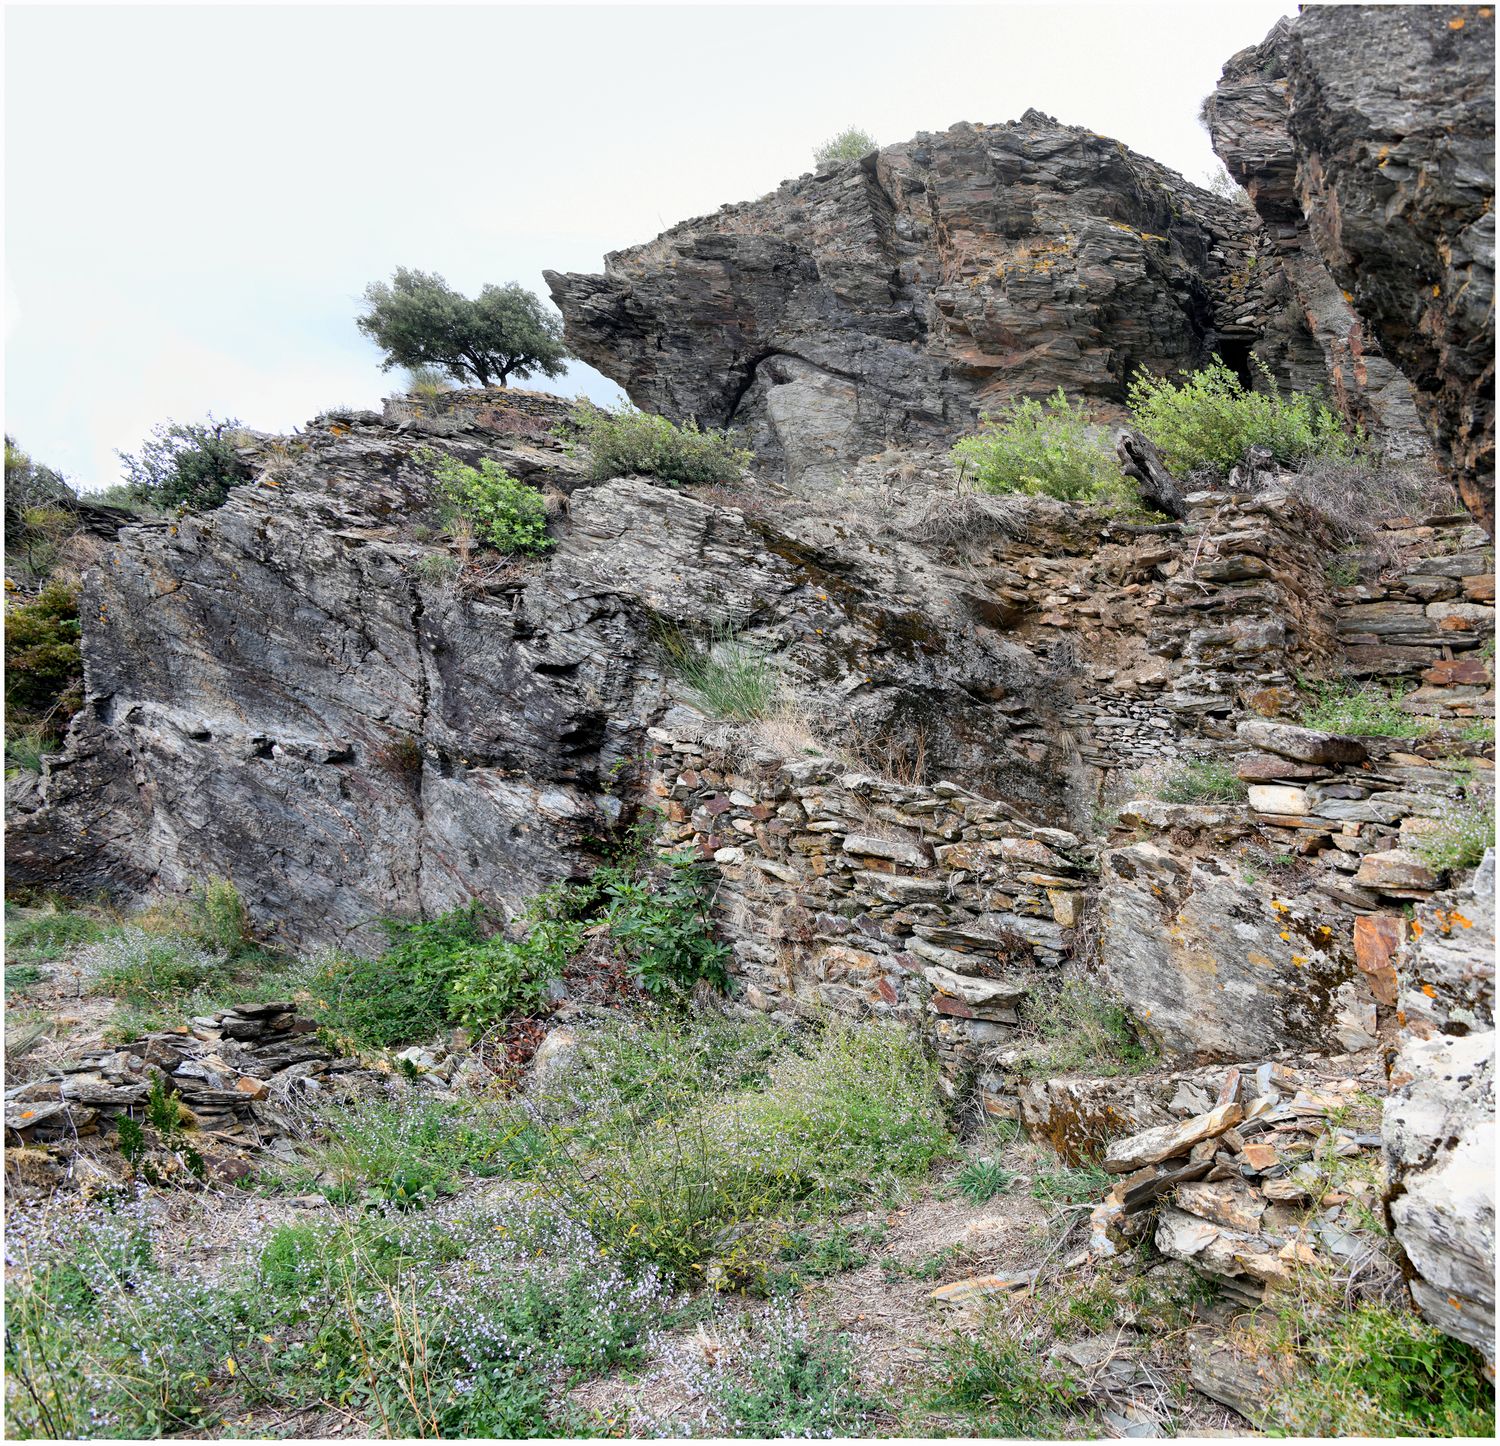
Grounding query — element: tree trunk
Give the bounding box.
[1115,428,1187,519]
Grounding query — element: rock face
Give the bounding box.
[6,393,1099,948]
[1383,851,1496,1360]
[1209,5,1496,531]
[547,113,1350,487]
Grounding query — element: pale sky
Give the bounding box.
[4,0,1294,490]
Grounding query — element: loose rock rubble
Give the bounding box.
[4,1003,376,1160]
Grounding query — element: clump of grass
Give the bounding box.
[1029,1161,1111,1205]
[5,725,53,774]
[4,905,110,963]
[930,1315,1088,1436]
[1152,756,1247,804]
[661,624,781,721]
[81,927,225,1009]
[1015,977,1158,1079]
[954,1157,1015,1203]
[814,126,877,166]
[1299,678,1434,738]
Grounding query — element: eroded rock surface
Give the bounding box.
[547,114,1347,486]
[1209,4,1496,529]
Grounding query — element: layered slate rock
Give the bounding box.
[1209,5,1496,531]
[5,394,1086,948]
[547,113,1338,486]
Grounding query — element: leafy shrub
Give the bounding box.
[662,624,781,720]
[425,451,550,554]
[951,390,1127,504]
[1415,783,1495,875]
[307,903,489,1048]
[564,402,751,486]
[598,848,731,999]
[1268,1301,1494,1437]
[1127,356,1360,477]
[814,127,878,166]
[4,578,83,740]
[187,876,252,955]
[1153,757,1247,803]
[1299,678,1434,739]
[5,436,78,584]
[447,883,584,1031]
[117,416,251,512]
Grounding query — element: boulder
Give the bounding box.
[1235,719,1368,766]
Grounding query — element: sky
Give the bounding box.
[4,0,1295,491]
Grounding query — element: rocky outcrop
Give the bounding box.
[547,114,1349,487]
[1209,5,1496,531]
[1384,850,1496,1359]
[6,395,1111,948]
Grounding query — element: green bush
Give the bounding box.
[1153,757,1247,803]
[186,876,252,955]
[425,451,550,554]
[548,1020,951,1285]
[1268,1301,1494,1437]
[814,127,878,166]
[598,848,731,999]
[951,390,1126,504]
[447,883,584,1031]
[1127,356,1360,477]
[564,402,751,486]
[1299,678,1434,739]
[117,416,251,512]
[4,578,83,740]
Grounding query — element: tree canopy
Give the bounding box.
[357,269,570,389]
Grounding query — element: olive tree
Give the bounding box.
[357,268,570,389]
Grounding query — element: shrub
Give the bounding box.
[548,1020,951,1285]
[951,390,1127,504]
[447,884,584,1031]
[814,127,877,166]
[425,451,550,554]
[187,876,252,955]
[661,625,780,720]
[307,903,489,1048]
[81,927,225,1008]
[1153,757,1247,803]
[1127,356,1360,477]
[117,416,251,512]
[598,848,731,999]
[4,578,83,740]
[1299,678,1434,739]
[1267,1301,1494,1437]
[564,402,751,486]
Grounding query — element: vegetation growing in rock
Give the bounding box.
[660,623,781,721]
[4,578,83,754]
[1126,356,1360,476]
[117,416,252,512]
[814,126,878,165]
[4,437,78,586]
[1016,977,1159,1078]
[1152,757,1247,804]
[358,268,569,389]
[563,401,752,485]
[951,390,1128,504]
[1415,780,1495,874]
[421,449,551,554]
[1298,677,1434,738]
